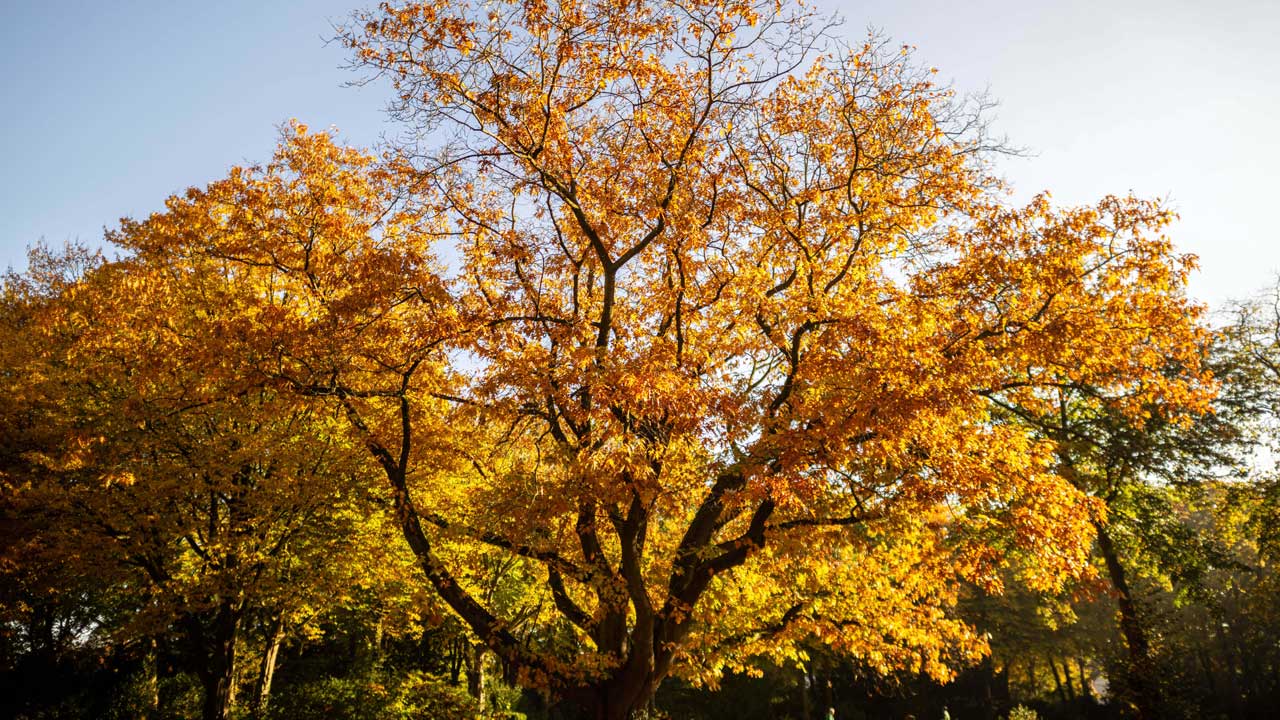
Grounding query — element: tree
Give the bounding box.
[90,1,1210,717]
[937,282,1280,720]
[976,286,1267,719]
[0,245,437,720]
[1221,282,1280,566]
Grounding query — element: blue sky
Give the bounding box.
[4,0,1277,309]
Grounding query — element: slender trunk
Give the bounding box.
[144,637,160,717]
[253,614,285,719]
[465,643,486,715]
[1060,657,1076,701]
[448,636,463,685]
[1076,657,1092,703]
[1048,655,1067,704]
[1095,521,1157,720]
[227,648,238,708]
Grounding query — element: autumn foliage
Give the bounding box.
[1,1,1214,719]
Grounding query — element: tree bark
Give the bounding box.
[554,657,668,720]
[252,614,285,719]
[1076,657,1092,703]
[1048,655,1067,704]
[585,684,654,720]
[227,648,238,708]
[465,642,487,715]
[1095,521,1158,720]
[193,599,241,720]
[144,637,160,718]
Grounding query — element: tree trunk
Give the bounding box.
[227,648,238,708]
[588,685,655,720]
[564,663,665,720]
[195,600,241,720]
[1048,655,1067,704]
[448,635,464,685]
[1076,657,1092,703]
[252,614,285,719]
[144,637,160,718]
[1059,657,1076,701]
[1095,521,1158,720]
[465,643,486,715]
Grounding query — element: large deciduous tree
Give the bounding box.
[93,1,1210,717]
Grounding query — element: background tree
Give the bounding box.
[933,284,1280,720]
[0,245,438,720]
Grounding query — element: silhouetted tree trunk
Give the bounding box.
[1048,654,1067,704]
[193,599,241,720]
[1076,657,1092,703]
[447,634,464,684]
[1096,521,1157,720]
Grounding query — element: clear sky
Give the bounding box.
[4,0,1277,309]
